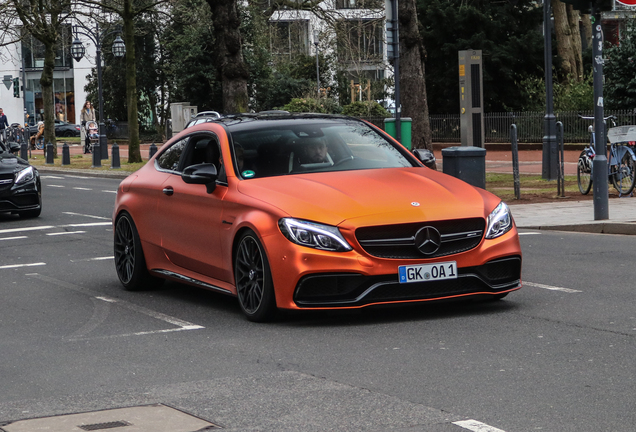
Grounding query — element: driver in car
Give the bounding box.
[300,139,329,164]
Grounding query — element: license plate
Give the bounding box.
[398,261,458,284]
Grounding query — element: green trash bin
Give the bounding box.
[384,117,412,150]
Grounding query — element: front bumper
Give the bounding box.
[0,182,40,212]
[293,256,521,307]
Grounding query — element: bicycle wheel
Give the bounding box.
[577,150,592,195]
[611,151,636,196]
[35,138,44,150]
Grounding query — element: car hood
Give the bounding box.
[0,152,30,174]
[236,168,498,227]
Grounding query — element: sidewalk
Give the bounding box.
[447,148,636,235]
[35,143,636,235]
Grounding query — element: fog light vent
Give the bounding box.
[78,420,132,431]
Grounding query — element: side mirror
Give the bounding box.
[412,148,437,169]
[182,163,218,193]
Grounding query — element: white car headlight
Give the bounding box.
[279,218,352,252]
[15,166,34,185]
[485,201,513,239]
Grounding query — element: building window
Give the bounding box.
[335,0,383,9]
[269,20,309,59]
[21,25,73,69]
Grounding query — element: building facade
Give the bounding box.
[0,23,94,129]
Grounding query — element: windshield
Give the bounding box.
[228,120,415,179]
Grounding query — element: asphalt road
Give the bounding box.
[0,173,634,432]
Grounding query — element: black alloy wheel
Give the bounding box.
[114,212,161,290]
[234,231,277,322]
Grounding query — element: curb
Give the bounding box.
[521,222,636,235]
[36,165,131,179]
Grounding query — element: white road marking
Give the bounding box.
[64,175,93,179]
[40,175,65,179]
[453,419,507,432]
[102,190,117,194]
[47,184,65,188]
[0,222,110,236]
[25,274,205,340]
[46,231,86,236]
[525,281,582,293]
[0,236,28,241]
[0,226,55,234]
[63,211,111,220]
[71,256,113,262]
[62,222,111,227]
[72,187,93,191]
[0,262,46,270]
[518,232,541,235]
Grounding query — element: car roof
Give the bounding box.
[211,113,364,133]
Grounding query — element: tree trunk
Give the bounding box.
[552,0,576,79]
[398,0,432,151]
[124,0,142,163]
[581,14,592,50]
[41,40,57,153]
[567,6,584,81]
[207,0,249,114]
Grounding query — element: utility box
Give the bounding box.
[458,50,485,148]
[384,117,412,149]
[170,103,197,134]
[442,146,486,189]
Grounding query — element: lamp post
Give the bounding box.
[542,0,557,180]
[71,23,125,160]
[314,29,320,98]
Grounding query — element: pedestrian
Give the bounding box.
[0,108,8,143]
[80,101,96,154]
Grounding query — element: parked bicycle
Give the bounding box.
[577,114,636,197]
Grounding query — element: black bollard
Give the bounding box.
[20,142,28,160]
[62,142,70,165]
[92,142,101,168]
[148,142,158,159]
[111,143,121,169]
[45,142,54,165]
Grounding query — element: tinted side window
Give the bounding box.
[156,139,187,172]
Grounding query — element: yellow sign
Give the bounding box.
[459,65,465,77]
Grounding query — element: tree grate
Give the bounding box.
[78,420,132,431]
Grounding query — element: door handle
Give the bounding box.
[162,187,174,196]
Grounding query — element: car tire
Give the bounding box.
[234,230,277,322]
[114,212,163,291]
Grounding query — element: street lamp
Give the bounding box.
[314,29,320,98]
[71,23,125,160]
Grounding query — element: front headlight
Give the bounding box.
[485,201,513,239]
[15,166,34,185]
[279,218,352,252]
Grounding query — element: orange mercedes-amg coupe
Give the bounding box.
[113,114,521,321]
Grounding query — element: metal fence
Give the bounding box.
[363,110,636,144]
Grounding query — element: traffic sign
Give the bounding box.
[616,0,636,5]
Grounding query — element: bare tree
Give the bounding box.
[1,0,74,152]
[77,0,169,163]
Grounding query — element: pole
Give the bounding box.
[390,0,401,143]
[315,46,320,98]
[542,0,557,180]
[95,24,108,160]
[591,10,608,219]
